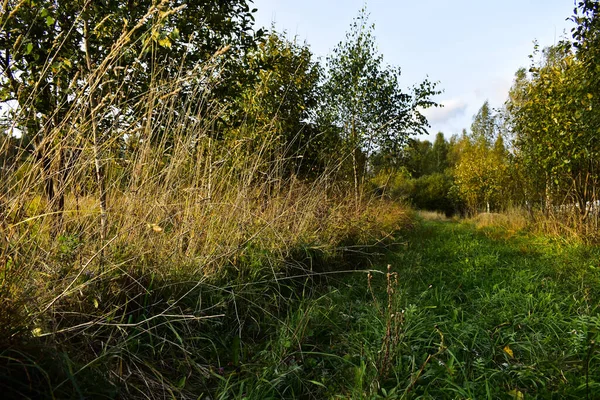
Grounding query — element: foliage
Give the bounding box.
[507,41,600,220]
[214,219,600,398]
[230,31,336,177]
[453,116,510,213]
[402,139,435,178]
[500,1,600,225]
[0,0,264,220]
[470,100,497,145]
[0,0,261,138]
[370,133,458,215]
[411,172,454,215]
[0,2,445,397]
[320,8,439,189]
[370,166,414,202]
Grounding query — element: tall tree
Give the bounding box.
[232,31,327,176]
[507,40,600,219]
[470,100,496,145]
[0,0,262,227]
[453,105,509,213]
[432,132,449,173]
[320,7,439,202]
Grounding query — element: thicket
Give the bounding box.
[370,132,457,216]
[0,1,436,397]
[371,0,600,239]
[481,1,600,238]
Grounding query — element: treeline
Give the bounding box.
[373,1,600,232]
[0,1,438,224]
[370,100,509,217]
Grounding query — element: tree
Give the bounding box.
[506,40,600,220]
[320,7,439,202]
[453,103,509,213]
[0,0,262,230]
[412,172,454,215]
[231,30,328,177]
[403,139,434,178]
[470,100,497,145]
[432,132,449,173]
[0,0,261,138]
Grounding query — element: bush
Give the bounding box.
[411,173,455,215]
[370,168,414,202]
[371,170,459,216]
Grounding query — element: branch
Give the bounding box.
[0,49,20,95]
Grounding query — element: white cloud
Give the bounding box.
[421,98,468,125]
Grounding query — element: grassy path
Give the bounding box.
[222,218,600,399]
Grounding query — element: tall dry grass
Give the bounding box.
[0,7,410,397]
[469,206,600,243]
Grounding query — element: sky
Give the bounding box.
[251,0,577,140]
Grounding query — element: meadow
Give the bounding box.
[4,207,600,399]
[205,215,600,399]
[3,1,600,398]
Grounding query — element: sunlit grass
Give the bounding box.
[211,219,600,399]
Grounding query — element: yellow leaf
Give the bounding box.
[93,298,99,309]
[31,327,43,337]
[148,223,163,232]
[158,37,171,49]
[503,345,514,358]
[588,93,593,99]
[508,389,524,399]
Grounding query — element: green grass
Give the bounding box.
[4,216,600,399]
[214,218,600,399]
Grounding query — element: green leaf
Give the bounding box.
[25,42,33,55]
[308,380,327,388]
[46,16,55,26]
[176,376,186,389]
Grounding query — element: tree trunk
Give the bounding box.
[352,148,359,210]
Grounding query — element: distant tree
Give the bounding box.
[370,133,456,214]
[403,139,434,178]
[320,7,439,202]
[432,132,449,173]
[470,100,497,145]
[453,103,509,213]
[446,131,468,169]
[493,133,507,158]
[412,172,454,215]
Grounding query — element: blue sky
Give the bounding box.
[251,0,576,140]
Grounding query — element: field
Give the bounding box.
[5,211,600,399]
[3,1,600,398]
[213,215,600,399]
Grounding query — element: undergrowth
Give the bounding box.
[0,192,411,399]
[4,192,600,398]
